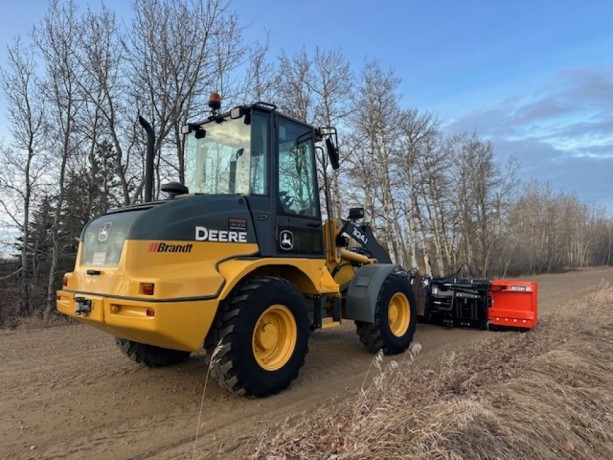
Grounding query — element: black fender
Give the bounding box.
[345,264,402,322]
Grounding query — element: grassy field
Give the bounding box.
[251,284,613,459]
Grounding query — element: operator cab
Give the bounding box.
[181,94,337,258]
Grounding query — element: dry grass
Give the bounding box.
[15,313,75,330]
[250,285,613,459]
[0,286,21,329]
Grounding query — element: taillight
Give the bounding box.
[141,283,155,295]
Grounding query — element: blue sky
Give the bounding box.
[1,0,612,212]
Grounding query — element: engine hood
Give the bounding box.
[80,195,256,267]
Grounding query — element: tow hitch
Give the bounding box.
[75,297,92,316]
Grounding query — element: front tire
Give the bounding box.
[115,338,190,367]
[356,273,417,354]
[205,277,309,397]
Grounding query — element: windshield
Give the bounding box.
[184,112,268,195]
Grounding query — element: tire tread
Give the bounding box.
[355,273,417,355]
[115,338,190,367]
[204,276,309,397]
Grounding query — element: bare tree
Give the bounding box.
[0,38,47,315]
[395,109,442,274]
[34,0,84,317]
[241,36,276,102]
[417,134,454,275]
[348,61,406,264]
[446,133,513,276]
[308,47,352,219]
[494,180,598,276]
[276,49,313,122]
[208,9,246,105]
[127,0,244,194]
[267,47,352,219]
[75,4,135,206]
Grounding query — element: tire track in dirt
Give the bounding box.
[1,267,612,459]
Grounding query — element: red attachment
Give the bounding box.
[488,280,538,329]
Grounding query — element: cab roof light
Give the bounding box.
[181,122,206,136]
[208,92,222,112]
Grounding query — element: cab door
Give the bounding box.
[274,115,324,257]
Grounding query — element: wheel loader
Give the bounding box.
[56,93,418,397]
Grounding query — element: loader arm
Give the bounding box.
[339,220,392,264]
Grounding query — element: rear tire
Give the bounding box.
[115,338,190,367]
[204,277,309,397]
[356,273,417,354]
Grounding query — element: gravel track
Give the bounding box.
[1,267,612,459]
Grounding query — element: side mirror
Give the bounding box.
[348,207,364,221]
[326,138,339,170]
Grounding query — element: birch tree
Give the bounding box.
[33,0,84,317]
[308,47,352,219]
[396,109,442,274]
[0,38,47,315]
[348,61,406,264]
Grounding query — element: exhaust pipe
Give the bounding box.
[138,116,155,202]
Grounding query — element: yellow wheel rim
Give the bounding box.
[252,305,297,371]
[388,292,410,337]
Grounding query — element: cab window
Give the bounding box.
[277,119,319,217]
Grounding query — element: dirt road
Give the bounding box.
[2,267,612,459]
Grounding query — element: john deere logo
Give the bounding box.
[98,222,112,242]
[280,230,294,250]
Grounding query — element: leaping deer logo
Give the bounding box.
[98,222,112,242]
[280,230,294,250]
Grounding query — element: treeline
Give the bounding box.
[0,0,611,322]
